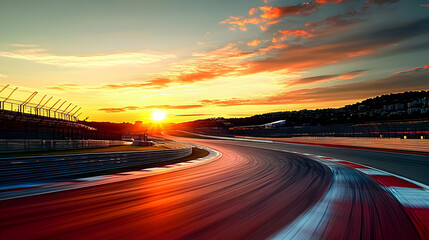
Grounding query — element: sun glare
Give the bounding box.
[152,110,167,122]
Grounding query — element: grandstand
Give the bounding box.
[0,84,96,139]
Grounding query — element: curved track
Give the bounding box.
[0,138,424,239]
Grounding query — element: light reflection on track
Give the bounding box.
[0,138,424,239]
[0,140,331,239]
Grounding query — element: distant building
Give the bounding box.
[408,108,420,115]
[395,104,405,110]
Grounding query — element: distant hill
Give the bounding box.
[179,90,429,129]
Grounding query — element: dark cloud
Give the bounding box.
[201,69,429,107]
[247,18,429,74]
[286,70,366,86]
[394,65,429,74]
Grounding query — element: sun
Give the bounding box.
[151,110,167,122]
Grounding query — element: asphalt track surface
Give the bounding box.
[0,138,426,239]
[228,140,429,185]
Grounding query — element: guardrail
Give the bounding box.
[0,147,192,184]
[0,139,129,153]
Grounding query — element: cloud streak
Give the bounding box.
[0,47,176,68]
[98,43,257,89]
[147,104,203,110]
[98,106,140,113]
[46,83,80,91]
[286,70,366,86]
[93,18,429,91]
[201,68,429,107]
[221,0,344,31]
[394,65,429,74]
[98,104,203,113]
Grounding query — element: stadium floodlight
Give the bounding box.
[55,101,67,112]
[0,84,10,95]
[35,95,47,108]
[3,87,18,102]
[22,91,38,106]
[61,103,72,114]
[48,99,61,111]
[67,105,78,114]
[48,99,61,118]
[72,107,82,116]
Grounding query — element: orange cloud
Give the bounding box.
[221,1,326,32]
[100,78,172,89]
[348,49,374,57]
[249,8,257,15]
[421,4,429,7]
[258,43,288,54]
[266,20,280,25]
[394,65,429,74]
[221,0,348,32]
[277,29,314,40]
[340,70,366,79]
[246,41,385,75]
[221,16,261,26]
[247,39,262,46]
[259,6,282,19]
[99,44,258,90]
[99,19,429,91]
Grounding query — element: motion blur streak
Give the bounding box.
[0,138,424,239]
[0,140,331,239]
[272,162,420,239]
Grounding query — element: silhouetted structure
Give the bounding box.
[0,84,96,139]
[179,91,429,139]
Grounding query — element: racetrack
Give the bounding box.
[0,137,426,239]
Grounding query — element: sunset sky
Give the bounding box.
[0,0,428,123]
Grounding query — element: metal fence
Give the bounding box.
[0,139,129,153]
[0,100,79,122]
[0,147,192,184]
[0,84,81,122]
